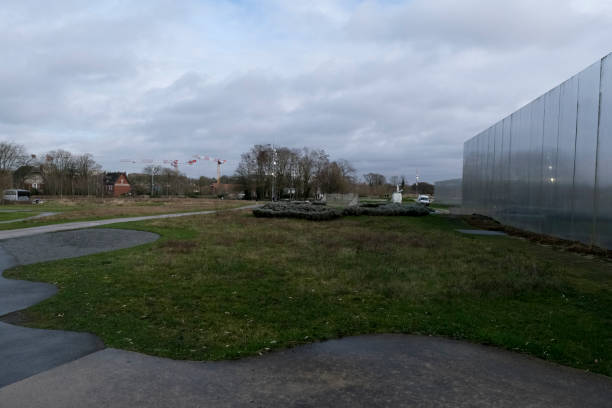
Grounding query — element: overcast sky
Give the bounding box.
[2,0,612,182]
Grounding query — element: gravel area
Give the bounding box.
[1,228,159,265]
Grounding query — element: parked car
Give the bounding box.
[3,189,31,202]
[416,194,431,206]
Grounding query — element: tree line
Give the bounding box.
[1,142,207,197]
[2,141,434,198]
[234,145,356,200]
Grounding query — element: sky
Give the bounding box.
[2,0,612,182]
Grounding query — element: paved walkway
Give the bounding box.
[0,229,159,387]
[0,204,260,240]
[1,335,611,407]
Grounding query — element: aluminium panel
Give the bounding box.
[493,121,504,216]
[528,96,545,233]
[499,116,512,224]
[595,55,612,247]
[552,75,579,240]
[462,139,475,210]
[486,126,495,214]
[510,106,531,230]
[541,87,561,235]
[478,131,487,213]
[572,60,601,244]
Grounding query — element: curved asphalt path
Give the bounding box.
[0,207,611,406]
[0,229,160,388]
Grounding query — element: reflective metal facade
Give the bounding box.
[462,54,612,248]
[434,178,462,206]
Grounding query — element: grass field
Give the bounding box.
[0,211,40,222]
[0,197,246,230]
[4,211,612,376]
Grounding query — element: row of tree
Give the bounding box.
[1,141,433,198]
[234,145,356,200]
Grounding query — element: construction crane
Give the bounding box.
[216,159,226,185]
[121,154,227,184]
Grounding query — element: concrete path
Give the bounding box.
[0,228,159,387]
[0,204,260,240]
[1,335,611,407]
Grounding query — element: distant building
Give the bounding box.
[21,167,45,193]
[103,172,131,197]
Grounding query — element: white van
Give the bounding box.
[3,189,31,202]
[416,194,431,206]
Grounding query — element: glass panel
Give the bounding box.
[511,106,531,230]
[485,126,494,215]
[528,96,545,233]
[541,87,560,235]
[492,121,504,217]
[572,61,601,244]
[595,55,612,247]
[553,76,579,240]
[462,139,474,210]
[478,132,487,213]
[500,116,512,224]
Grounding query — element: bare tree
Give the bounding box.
[0,142,29,173]
[0,142,32,189]
[144,165,162,196]
[363,173,386,186]
[235,145,353,199]
[74,153,100,196]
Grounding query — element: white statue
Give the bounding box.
[391,184,403,204]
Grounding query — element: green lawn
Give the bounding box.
[0,198,247,230]
[5,212,612,375]
[0,211,39,222]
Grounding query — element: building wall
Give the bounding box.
[434,179,462,206]
[463,53,612,248]
[112,174,131,197]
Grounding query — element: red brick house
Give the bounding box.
[103,172,131,197]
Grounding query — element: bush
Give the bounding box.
[253,202,342,221]
[253,201,432,221]
[342,203,432,217]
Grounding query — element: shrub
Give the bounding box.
[342,203,432,217]
[253,201,432,220]
[253,202,342,221]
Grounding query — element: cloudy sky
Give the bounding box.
[2,0,612,182]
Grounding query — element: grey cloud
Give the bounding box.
[345,0,610,50]
[2,1,612,182]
